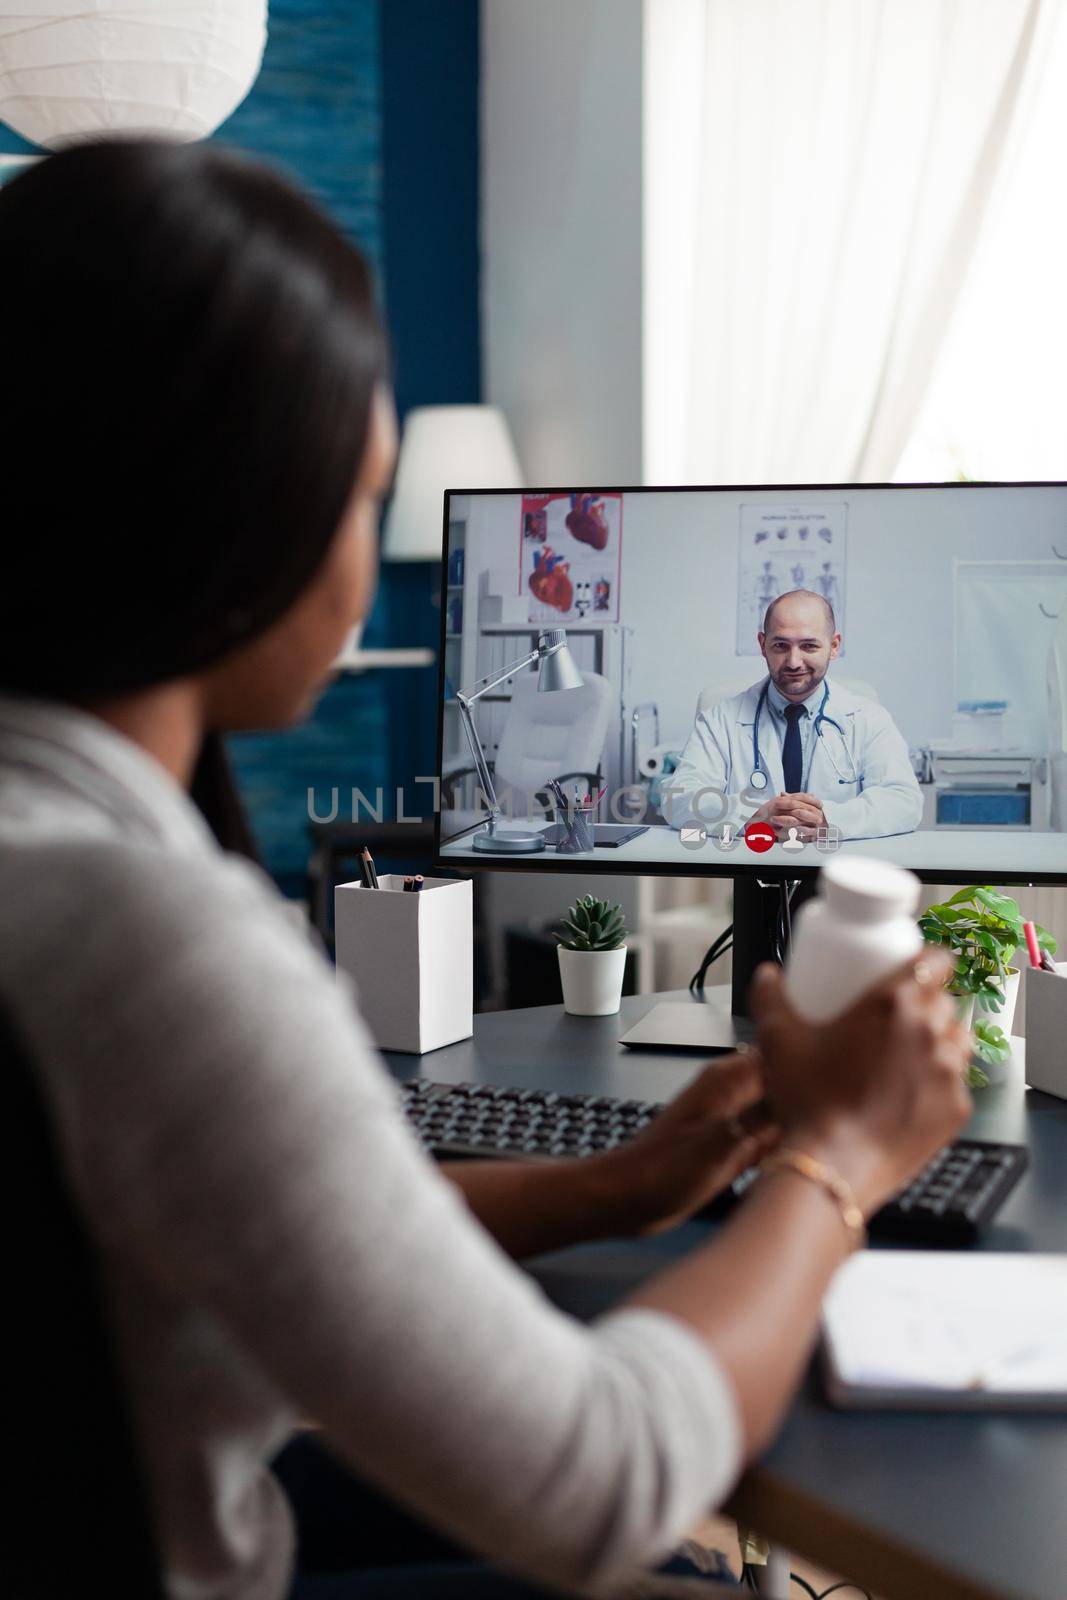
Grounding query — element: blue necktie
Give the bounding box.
[782,703,805,794]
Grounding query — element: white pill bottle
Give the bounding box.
[784,856,923,1023]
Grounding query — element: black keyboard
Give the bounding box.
[399,1080,1029,1246]
[864,1138,1029,1245]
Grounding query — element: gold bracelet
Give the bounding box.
[760,1148,867,1250]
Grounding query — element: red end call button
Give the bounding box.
[744,820,776,854]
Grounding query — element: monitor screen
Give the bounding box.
[435,483,1067,884]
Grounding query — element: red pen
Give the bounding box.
[1023,921,1055,972]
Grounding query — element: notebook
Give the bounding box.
[543,822,649,849]
[822,1251,1067,1410]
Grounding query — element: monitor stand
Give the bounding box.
[618,876,816,1052]
[730,874,817,1016]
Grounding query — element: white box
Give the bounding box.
[1024,964,1067,1099]
[334,874,473,1054]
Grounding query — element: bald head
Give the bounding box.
[762,589,835,638]
[758,589,841,702]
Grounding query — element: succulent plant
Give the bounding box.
[556,893,627,953]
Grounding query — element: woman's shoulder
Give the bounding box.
[1,830,392,1150]
[3,831,286,953]
[0,833,346,1050]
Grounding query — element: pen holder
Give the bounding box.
[1023,964,1067,1099]
[334,875,473,1054]
[557,809,594,853]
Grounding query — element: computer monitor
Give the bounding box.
[435,483,1067,1023]
[436,481,1067,889]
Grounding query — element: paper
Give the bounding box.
[520,493,623,624]
[638,741,676,778]
[736,502,848,654]
[824,1252,1067,1395]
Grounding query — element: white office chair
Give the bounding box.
[444,670,615,817]
[695,671,880,720]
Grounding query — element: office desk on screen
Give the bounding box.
[382,990,1067,1600]
[439,816,1067,874]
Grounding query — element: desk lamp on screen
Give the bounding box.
[456,629,584,853]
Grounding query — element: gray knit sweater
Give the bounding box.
[0,695,741,1600]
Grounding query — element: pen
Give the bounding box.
[1024,921,1043,970]
[361,845,379,890]
[1024,921,1057,972]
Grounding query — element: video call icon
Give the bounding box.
[680,826,707,849]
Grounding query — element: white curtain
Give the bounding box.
[644,0,1051,486]
[641,0,1061,986]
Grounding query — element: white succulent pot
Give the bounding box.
[558,945,627,1016]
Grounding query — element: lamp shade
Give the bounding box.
[537,630,584,693]
[0,0,267,149]
[382,404,523,562]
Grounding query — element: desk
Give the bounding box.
[382,988,1067,1600]
[439,816,1067,876]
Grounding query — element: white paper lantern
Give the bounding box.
[0,0,267,150]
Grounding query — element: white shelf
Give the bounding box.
[334,647,436,673]
[479,621,611,634]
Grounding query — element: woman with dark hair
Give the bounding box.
[0,140,970,1600]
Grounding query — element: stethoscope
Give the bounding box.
[748,679,862,792]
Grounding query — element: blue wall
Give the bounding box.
[379,0,482,823]
[1,1,482,897]
[233,0,482,884]
[215,0,392,897]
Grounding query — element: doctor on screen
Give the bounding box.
[665,590,923,841]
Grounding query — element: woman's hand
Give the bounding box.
[590,1053,779,1237]
[750,949,973,1215]
[624,953,971,1464]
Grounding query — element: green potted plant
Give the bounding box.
[555,893,628,1015]
[919,886,1056,1086]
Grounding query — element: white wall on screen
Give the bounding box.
[453,486,1067,754]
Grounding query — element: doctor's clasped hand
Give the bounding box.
[748,788,827,839]
[666,589,923,842]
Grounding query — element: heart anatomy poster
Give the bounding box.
[520,492,623,625]
[736,502,848,655]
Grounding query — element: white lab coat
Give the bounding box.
[665,676,923,840]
